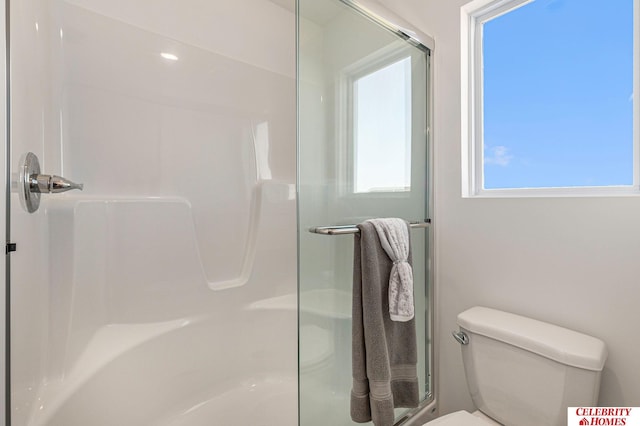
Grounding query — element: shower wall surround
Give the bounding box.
[8,0,296,424]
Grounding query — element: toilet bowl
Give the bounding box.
[424,307,607,426]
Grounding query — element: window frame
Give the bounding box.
[461,0,640,197]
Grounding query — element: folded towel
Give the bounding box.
[351,221,419,426]
[366,218,414,322]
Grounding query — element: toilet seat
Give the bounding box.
[423,410,501,425]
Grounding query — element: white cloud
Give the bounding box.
[485,145,513,167]
[545,0,565,10]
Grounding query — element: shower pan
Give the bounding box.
[2,0,432,424]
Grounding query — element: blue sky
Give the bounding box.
[483,0,634,189]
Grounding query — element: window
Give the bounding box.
[352,56,412,193]
[462,0,639,196]
[337,43,416,196]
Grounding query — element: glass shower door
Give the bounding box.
[298,0,432,424]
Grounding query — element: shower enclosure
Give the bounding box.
[2,0,432,424]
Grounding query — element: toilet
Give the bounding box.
[425,307,608,426]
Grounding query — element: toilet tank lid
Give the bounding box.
[457,307,608,371]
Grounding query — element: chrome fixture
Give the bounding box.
[310,219,431,235]
[19,152,84,213]
[452,331,469,345]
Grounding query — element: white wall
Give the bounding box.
[381,0,640,414]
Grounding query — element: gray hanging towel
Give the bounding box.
[350,221,419,426]
[366,218,415,322]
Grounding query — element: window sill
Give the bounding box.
[465,185,640,198]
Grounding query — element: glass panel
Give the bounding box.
[8,1,297,425]
[298,0,431,424]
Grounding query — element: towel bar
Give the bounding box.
[309,219,431,235]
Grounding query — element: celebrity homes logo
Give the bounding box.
[568,407,640,425]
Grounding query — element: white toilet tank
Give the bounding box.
[457,307,607,426]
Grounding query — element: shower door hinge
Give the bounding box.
[6,242,16,254]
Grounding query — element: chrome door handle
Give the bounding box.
[19,152,84,213]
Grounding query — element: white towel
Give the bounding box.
[366,218,414,322]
